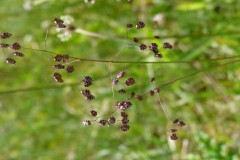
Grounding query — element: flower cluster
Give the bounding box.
[168,119,186,140]
[82,76,93,87]
[54,18,66,28]
[0,32,24,64]
[126,22,173,59]
[116,101,132,110]
[52,54,74,83]
[81,89,95,101]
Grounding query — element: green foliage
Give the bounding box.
[0,0,240,159]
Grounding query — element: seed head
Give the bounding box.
[83,76,93,87]
[149,43,158,51]
[118,89,126,94]
[137,95,143,101]
[177,121,185,127]
[108,117,116,124]
[139,44,147,50]
[0,32,12,39]
[154,88,160,93]
[86,94,95,101]
[0,43,9,48]
[54,18,66,28]
[121,117,129,124]
[54,54,63,62]
[81,89,91,97]
[169,129,177,133]
[120,124,130,132]
[136,21,145,29]
[83,120,91,126]
[116,101,132,110]
[99,120,107,126]
[53,64,65,69]
[11,42,21,50]
[121,112,128,118]
[62,54,69,62]
[112,78,119,85]
[170,134,178,140]
[54,18,64,24]
[116,71,126,79]
[125,78,135,86]
[126,23,133,29]
[154,53,163,58]
[90,110,97,117]
[5,58,16,64]
[53,72,64,83]
[13,52,24,57]
[133,37,139,43]
[173,119,179,124]
[149,90,155,96]
[150,77,155,83]
[163,42,173,49]
[66,65,74,73]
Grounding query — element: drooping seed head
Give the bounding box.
[163,42,173,49]
[83,76,93,87]
[11,42,21,50]
[170,134,178,140]
[133,37,139,43]
[53,64,65,69]
[136,21,145,29]
[83,120,91,126]
[112,78,119,85]
[116,71,126,79]
[126,23,133,29]
[5,58,16,64]
[120,124,130,132]
[108,117,116,124]
[139,44,147,50]
[66,65,74,73]
[118,89,126,94]
[99,120,107,126]
[0,32,12,39]
[13,52,24,57]
[90,110,97,117]
[86,94,95,101]
[125,78,135,86]
[0,43,10,48]
[81,89,91,97]
[169,129,177,133]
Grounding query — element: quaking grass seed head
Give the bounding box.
[66,65,74,73]
[5,58,16,64]
[170,134,178,140]
[11,42,21,50]
[125,78,135,86]
[108,117,116,124]
[0,32,12,39]
[99,120,107,126]
[54,64,65,69]
[139,44,147,50]
[0,43,10,48]
[136,21,145,29]
[116,71,126,79]
[13,52,24,57]
[126,23,133,29]
[90,110,97,117]
[120,124,130,132]
[83,120,91,126]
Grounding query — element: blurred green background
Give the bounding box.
[0,0,240,159]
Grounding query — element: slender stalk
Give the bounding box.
[1,59,239,96]
[22,47,240,64]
